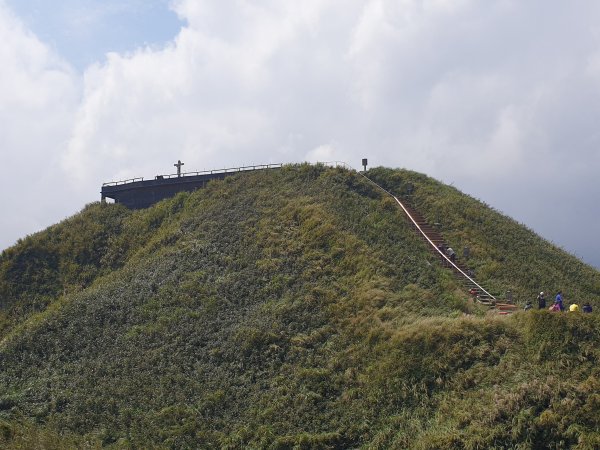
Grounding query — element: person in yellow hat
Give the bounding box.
[569,303,580,312]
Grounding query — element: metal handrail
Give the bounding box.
[103,161,350,187]
[355,170,496,302]
[102,163,283,187]
[102,177,144,187]
[161,163,284,179]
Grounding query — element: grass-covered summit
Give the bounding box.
[0,164,599,449]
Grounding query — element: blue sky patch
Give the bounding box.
[6,0,183,69]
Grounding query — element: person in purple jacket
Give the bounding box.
[555,291,564,311]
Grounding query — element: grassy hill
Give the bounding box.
[0,164,599,449]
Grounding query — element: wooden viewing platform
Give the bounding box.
[101,163,283,209]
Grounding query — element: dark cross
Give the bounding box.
[174,160,184,177]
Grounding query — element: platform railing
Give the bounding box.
[103,162,352,187]
[159,163,283,180]
[102,177,144,187]
[102,163,283,187]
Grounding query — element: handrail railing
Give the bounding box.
[355,171,496,302]
[159,163,284,180]
[102,177,144,187]
[102,163,283,187]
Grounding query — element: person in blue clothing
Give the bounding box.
[555,291,564,311]
[583,302,593,313]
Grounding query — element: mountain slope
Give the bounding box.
[0,164,599,449]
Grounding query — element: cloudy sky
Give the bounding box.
[1,0,600,269]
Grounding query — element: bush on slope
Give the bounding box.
[0,204,131,335]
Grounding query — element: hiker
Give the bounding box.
[446,247,456,262]
[537,292,546,309]
[583,302,593,313]
[569,303,580,312]
[524,300,533,311]
[555,291,564,311]
[549,303,561,312]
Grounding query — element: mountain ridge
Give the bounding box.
[0,164,598,449]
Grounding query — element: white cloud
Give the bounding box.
[63,0,363,186]
[0,2,79,249]
[305,143,342,163]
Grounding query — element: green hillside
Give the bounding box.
[0,165,599,449]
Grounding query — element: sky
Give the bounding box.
[1,0,600,270]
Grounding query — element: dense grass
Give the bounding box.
[0,165,599,449]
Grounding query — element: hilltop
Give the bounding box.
[0,164,599,449]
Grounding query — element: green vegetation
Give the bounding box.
[0,165,599,449]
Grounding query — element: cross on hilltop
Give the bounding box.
[174,160,184,177]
